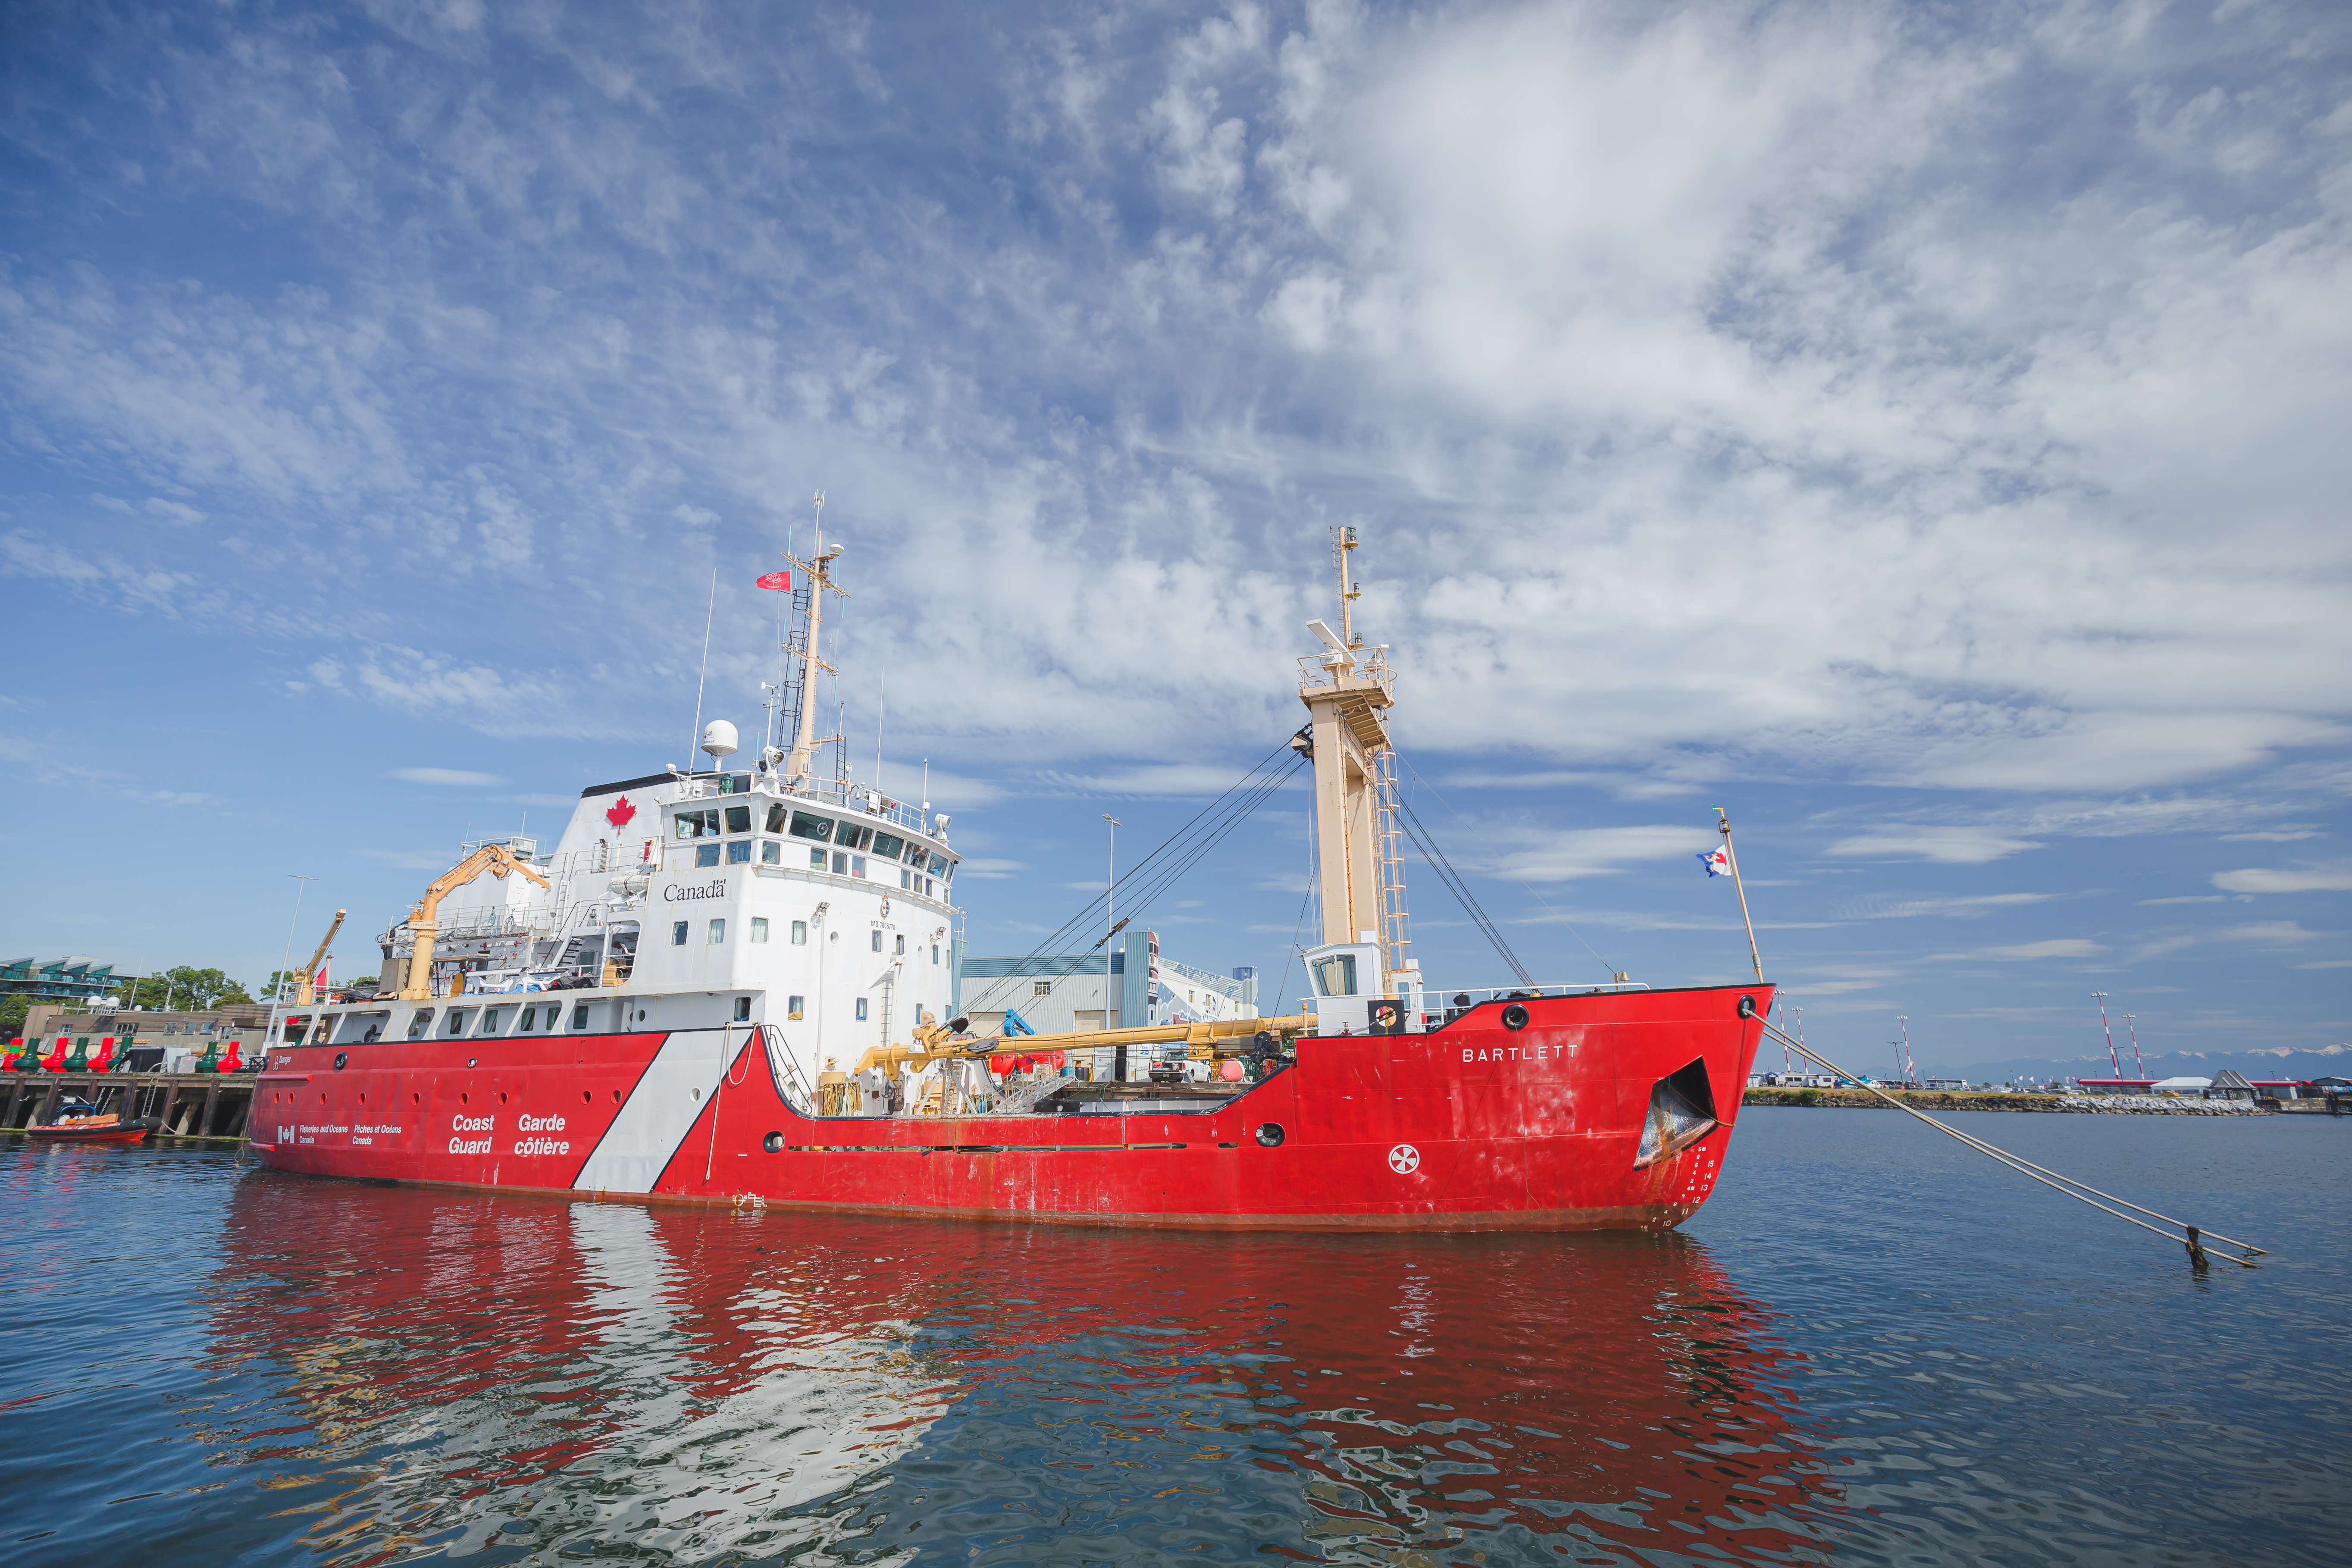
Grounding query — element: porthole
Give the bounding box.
[1737,994,1757,1018]
[581,1089,592,1105]
[467,1057,477,1069]
[1255,1122,1286,1148]
[762,1131,785,1153]
[1501,1004,1530,1030]
[333,1051,348,1070]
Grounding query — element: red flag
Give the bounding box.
[756,570,792,591]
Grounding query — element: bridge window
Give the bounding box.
[1312,953,1359,997]
[675,808,720,840]
[724,805,752,835]
[850,855,868,879]
[726,840,752,864]
[788,812,834,843]
[765,804,789,833]
[837,824,873,852]
[872,832,905,861]
[696,843,721,867]
[812,848,829,870]
[761,840,780,865]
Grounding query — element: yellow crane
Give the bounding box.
[395,844,551,1001]
[292,909,347,1006]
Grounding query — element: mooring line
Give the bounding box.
[1756,1020,2266,1268]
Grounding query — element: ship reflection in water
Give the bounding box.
[213,1174,1826,1565]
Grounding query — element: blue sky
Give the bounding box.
[2,0,2346,1070]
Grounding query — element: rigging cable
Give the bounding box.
[1393,796,1536,988]
[960,739,1303,1016]
[1761,1018,2268,1268]
[1397,754,1621,982]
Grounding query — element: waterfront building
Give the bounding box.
[2205,1068,2256,1102]
[956,929,1257,1036]
[1,956,119,1009]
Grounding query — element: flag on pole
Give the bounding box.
[1696,846,1730,877]
[756,570,792,591]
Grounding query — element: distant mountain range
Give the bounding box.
[1901,1044,2352,1086]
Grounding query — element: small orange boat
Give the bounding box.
[27,1107,159,1145]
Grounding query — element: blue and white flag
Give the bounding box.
[1696,846,1730,877]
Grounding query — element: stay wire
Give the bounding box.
[999,754,1305,1016]
[1395,755,1620,981]
[1760,1019,2267,1264]
[1394,798,1534,987]
[962,738,1297,1010]
[961,740,1303,1016]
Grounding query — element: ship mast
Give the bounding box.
[780,491,852,791]
[1298,526,1410,984]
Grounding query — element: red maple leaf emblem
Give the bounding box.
[605,796,637,829]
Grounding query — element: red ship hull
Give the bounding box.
[252,985,1770,1230]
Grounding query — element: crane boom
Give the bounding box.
[396,844,552,1001]
[293,909,347,1006]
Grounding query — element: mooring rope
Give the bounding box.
[1757,1019,2267,1268]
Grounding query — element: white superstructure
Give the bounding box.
[333,512,960,1101]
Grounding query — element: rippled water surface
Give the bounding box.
[3,1109,2345,1566]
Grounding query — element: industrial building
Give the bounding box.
[955,929,1257,1037]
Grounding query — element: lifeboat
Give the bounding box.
[27,1109,160,1145]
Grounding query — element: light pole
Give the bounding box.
[2093,992,2120,1077]
[264,875,317,1054]
[1898,1015,1914,1086]
[1103,814,1121,1080]
[2125,1012,2145,1078]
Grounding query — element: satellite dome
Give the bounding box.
[700,720,739,759]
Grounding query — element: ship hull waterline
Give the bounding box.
[252,986,1772,1233]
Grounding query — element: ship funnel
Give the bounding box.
[701,720,739,760]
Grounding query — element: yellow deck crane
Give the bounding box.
[292,909,347,1006]
[395,844,551,1002]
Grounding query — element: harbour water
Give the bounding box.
[2,1110,2343,1565]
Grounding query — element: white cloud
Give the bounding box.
[2214,921,2329,946]
[1826,829,2045,864]
[2211,864,2352,894]
[389,767,507,787]
[1977,939,2105,960]
[359,848,460,870]
[1840,892,2054,920]
[1494,826,1712,883]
